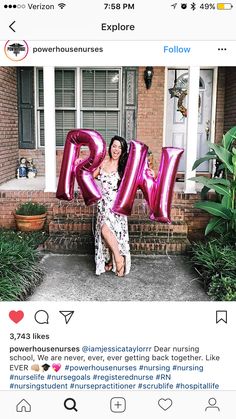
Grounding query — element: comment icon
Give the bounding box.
[34,310,49,325]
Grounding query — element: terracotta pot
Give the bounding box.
[15,213,46,232]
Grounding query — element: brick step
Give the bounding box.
[129,220,187,236]
[129,205,185,221]
[130,237,190,255]
[52,200,185,211]
[49,219,94,234]
[48,219,188,238]
[52,202,96,217]
[44,234,94,254]
[52,189,199,206]
[50,206,185,223]
[43,233,190,255]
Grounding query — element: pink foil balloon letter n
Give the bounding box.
[112,140,184,223]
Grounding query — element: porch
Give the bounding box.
[0,175,202,192]
[0,176,209,255]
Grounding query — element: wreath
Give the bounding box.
[177,91,201,118]
[169,72,202,118]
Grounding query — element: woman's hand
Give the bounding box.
[147,168,155,178]
[74,158,101,178]
[74,158,82,166]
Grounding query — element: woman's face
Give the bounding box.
[110,140,122,160]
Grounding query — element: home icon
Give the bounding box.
[16,399,31,413]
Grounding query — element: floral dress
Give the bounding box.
[95,168,131,276]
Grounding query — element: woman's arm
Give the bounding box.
[93,166,101,179]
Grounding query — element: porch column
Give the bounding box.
[43,67,56,192]
[184,66,200,194]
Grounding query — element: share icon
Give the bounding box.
[59,311,74,324]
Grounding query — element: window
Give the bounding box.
[36,68,122,147]
[37,69,76,147]
[81,69,121,144]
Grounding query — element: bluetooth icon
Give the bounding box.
[191,2,196,9]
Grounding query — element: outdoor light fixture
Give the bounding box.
[144,67,154,89]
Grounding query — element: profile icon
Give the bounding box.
[4,40,29,61]
[205,397,220,412]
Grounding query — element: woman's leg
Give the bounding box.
[101,224,124,275]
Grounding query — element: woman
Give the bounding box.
[94,136,131,277]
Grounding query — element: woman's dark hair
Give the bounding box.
[108,135,128,182]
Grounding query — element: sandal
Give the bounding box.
[105,261,113,272]
[116,256,125,277]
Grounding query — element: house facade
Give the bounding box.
[0,66,235,252]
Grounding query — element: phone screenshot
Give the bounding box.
[0,1,235,417]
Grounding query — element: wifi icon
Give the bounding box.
[58,3,66,8]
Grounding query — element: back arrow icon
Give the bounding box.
[9,21,16,32]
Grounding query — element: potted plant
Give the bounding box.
[15,201,47,232]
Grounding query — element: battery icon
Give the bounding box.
[217,3,233,9]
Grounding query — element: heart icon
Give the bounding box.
[9,310,24,324]
[158,398,173,411]
[52,363,61,372]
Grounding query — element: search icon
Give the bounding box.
[64,398,78,412]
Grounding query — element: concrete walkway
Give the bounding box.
[28,254,209,301]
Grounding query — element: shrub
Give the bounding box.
[0,230,47,248]
[0,230,46,301]
[191,239,236,299]
[16,201,47,216]
[191,241,236,279]
[208,275,236,301]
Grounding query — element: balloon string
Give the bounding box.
[165,225,172,260]
[140,201,148,242]
[91,205,96,238]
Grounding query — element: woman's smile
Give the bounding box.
[111,140,122,159]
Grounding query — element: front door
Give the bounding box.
[165,69,213,172]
